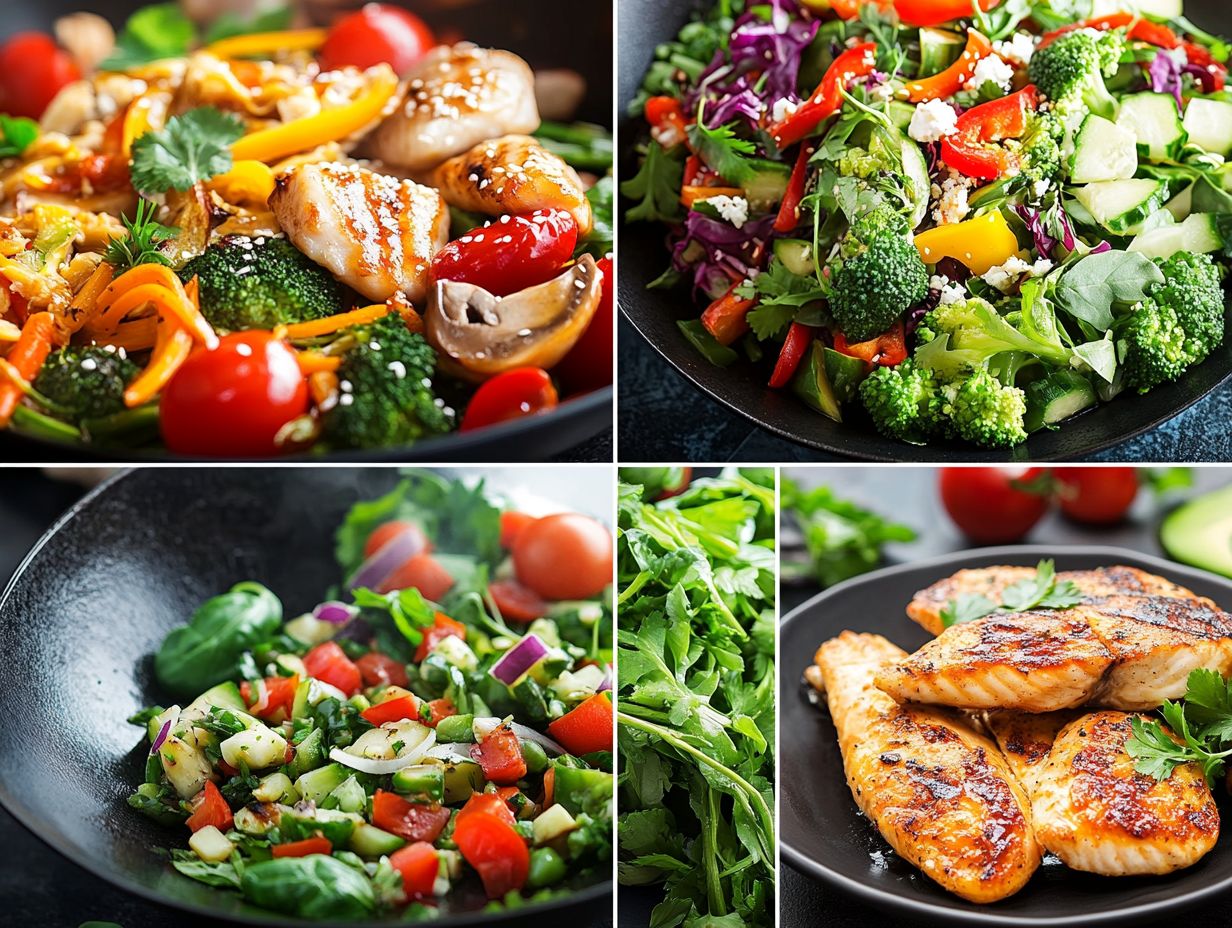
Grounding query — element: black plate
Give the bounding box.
[779,545,1232,925]
[0,0,612,462]
[0,468,612,927]
[617,0,1231,462]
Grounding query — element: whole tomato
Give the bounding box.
[939,467,1049,544]
[1051,467,1139,524]
[0,33,80,120]
[318,4,435,74]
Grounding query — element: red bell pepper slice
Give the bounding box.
[905,29,993,102]
[773,144,814,233]
[940,84,1038,180]
[701,283,756,346]
[453,794,529,899]
[413,611,467,663]
[769,43,878,148]
[895,0,1000,27]
[470,723,528,784]
[372,790,452,843]
[833,321,907,367]
[272,836,332,858]
[361,694,421,726]
[1041,13,1178,49]
[185,781,233,834]
[768,322,814,389]
[389,842,440,899]
[546,692,613,756]
[644,95,689,148]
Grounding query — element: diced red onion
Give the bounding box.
[150,719,172,755]
[598,665,612,693]
[313,601,358,625]
[489,633,549,686]
[509,721,566,756]
[348,526,426,591]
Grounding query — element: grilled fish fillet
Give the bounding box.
[428,135,593,236]
[908,566,1208,636]
[269,162,449,303]
[367,43,539,173]
[813,631,1042,904]
[874,610,1115,712]
[983,710,1077,794]
[1031,711,1219,875]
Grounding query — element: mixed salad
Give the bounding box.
[624,0,1232,450]
[0,1,612,456]
[127,474,613,919]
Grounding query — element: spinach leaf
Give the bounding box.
[171,850,242,889]
[1055,250,1165,331]
[154,582,282,696]
[240,856,375,919]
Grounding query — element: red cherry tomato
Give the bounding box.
[460,368,559,432]
[364,520,429,560]
[160,332,308,458]
[469,724,527,784]
[318,3,435,74]
[553,255,613,393]
[303,641,362,696]
[1050,467,1139,524]
[513,512,613,600]
[372,790,451,843]
[938,467,1049,544]
[489,579,550,622]
[378,553,455,600]
[356,651,408,688]
[432,209,578,297]
[500,511,538,549]
[389,842,439,898]
[0,33,81,120]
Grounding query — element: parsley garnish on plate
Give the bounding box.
[129,107,245,196]
[1128,669,1232,786]
[0,114,38,160]
[620,140,684,224]
[939,559,1084,627]
[103,199,178,273]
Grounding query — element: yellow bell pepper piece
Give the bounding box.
[206,29,328,61]
[230,66,399,164]
[210,159,277,207]
[913,210,1020,276]
[122,90,171,157]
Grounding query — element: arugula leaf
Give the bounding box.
[130,108,244,196]
[622,142,685,224]
[101,3,197,70]
[686,120,756,186]
[0,115,38,159]
[104,199,178,273]
[939,559,1083,627]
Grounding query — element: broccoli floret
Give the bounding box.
[1122,251,1226,393]
[320,314,454,449]
[829,206,929,342]
[1027,29,1125,119]
[179,235,345,332]
[1013,112,1065,186]
[948,367,1028,448]
[32,345,138,422]
[859,359,938,444]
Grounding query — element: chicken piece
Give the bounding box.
[366,43,539,173]
[874,610,1115,713]
[269,162,449,303]
[429,134,593,235]
[983,710,1077,794]
[813,631,1041,904]
[907,566,1208,636]
[1031,711,1219,875]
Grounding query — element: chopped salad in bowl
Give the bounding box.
[624,0,1231,450]
[126,474,613,920]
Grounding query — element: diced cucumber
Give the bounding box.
[1183,97,1232,157]
[186,682,246,716]
[189,825,233,863]
[291,677,347,720]
[284,613,337,646]
[274,654,306,678]
[253,771,298,804]
[1023,371,1097,432]
[294,762,350,804]
[773,239,815,277]
[532,804,577,845]
[887,100,916,131]
[791,342,842,422]
[1115,92,1188,162]
[285,728,326,780]
[234,805,277,835]
[1166,182,1194,221]
[1130,212,1227,258]
[442,761,486,804]
[1070,114,1138,183]
[1072,178,1170,234]
[280,806,361,846]
[391,764,446,802]
[741,159,790,212]
[434,714,476,744]
[326,775,367,815]
[918,27,965,77]
[220,722,288,771]
[159,733,213,798]
[1129,0,1183,18]
[350,823,406,858]
[900,135,931,230]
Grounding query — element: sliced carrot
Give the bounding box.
[282,303,390,339]
[0,313,55,428]
[124,318,193,408]
[96,265,217,348]
[61,261,115,336]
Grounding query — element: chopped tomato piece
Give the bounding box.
[378,553,455,600]
[644,95,689,148]
[362,694,421,726]
[489,579,549,622]
[470,724,528,784]
[389,842,440,898]
[422,697,458,727]
[546,693,613,756]
[303,641,362,696]
[272,836,332,858]
[457,792,518,829]
[240,674,299,721]
[453,794,529,899]
[185,781,233,834]
[414,611,467,663]
[356,652,409,688]
[500,511,538,549]
[364,520,430,560]
[372,790,452,843]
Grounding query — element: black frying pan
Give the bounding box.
[617,0,1231,463]
[0,467,613,926]
[0,0,613,462]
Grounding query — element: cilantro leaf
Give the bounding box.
[686,119,756,186]
[745,304,796,341]
[621,141,684,224]
[0,115,38,159]
[736,257,826,313]
[101,3,197,70]
[130,108,244,196]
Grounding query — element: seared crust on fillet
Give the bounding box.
[1031,711,1219,875]
[813,631,1042,904]
[874,611,1115,713]
[908,566,1208,636]
[984,711,1077,794]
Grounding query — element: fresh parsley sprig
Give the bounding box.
[621,140,684,224]
[1128,669,1232,786]
[130,107,244,196]
[939,559,1084,627]
[103,199,178,273]
[686,109,757,186]
[0,114,38,160]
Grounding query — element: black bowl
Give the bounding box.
[617,0,1231,462]
[0,467,613,927]
[779,544,1232,925]
[0,0,613,463]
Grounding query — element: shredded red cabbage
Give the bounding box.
[1147,49,1184,110]
[1090,240,1112,254]
[1184,62,1221,94]
[672,210,775,297]
[1015,202,1077,259]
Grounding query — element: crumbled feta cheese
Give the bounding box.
[1030,257,1055,276]
[908,98,959,143]
[650,123,685,149]
[965,55,1016,93]
[931,168,974,226]
[770,97,800,123]
[931,274,968,306]
[981,255,1052,292]
[993,33,1037,66]
[869,81,896,103]
[1032,177,1052,200]
[705,194,750,229]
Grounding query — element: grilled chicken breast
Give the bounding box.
[1031,711,1219,875]
[269,162,449,303]
[367,43,539,173]
[908,566,1208,636]
[874,610,1115,712]
[813,631,1042,904]
[429,135,593,235]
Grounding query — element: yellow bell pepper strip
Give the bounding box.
[296,350,342,376]
[206,29,328,60]
[122,89,171,157]
[769,42,878,149]
[230,66,399,164]
[905,30,993,102]
[914,210,1020,275]
[209,159,277,207]
[279,303,391,339]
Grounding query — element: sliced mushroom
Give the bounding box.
[426,254,602,381]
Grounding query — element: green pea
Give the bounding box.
[526,847,568,889]
[520,738,549,774]
[435,713,476,743]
